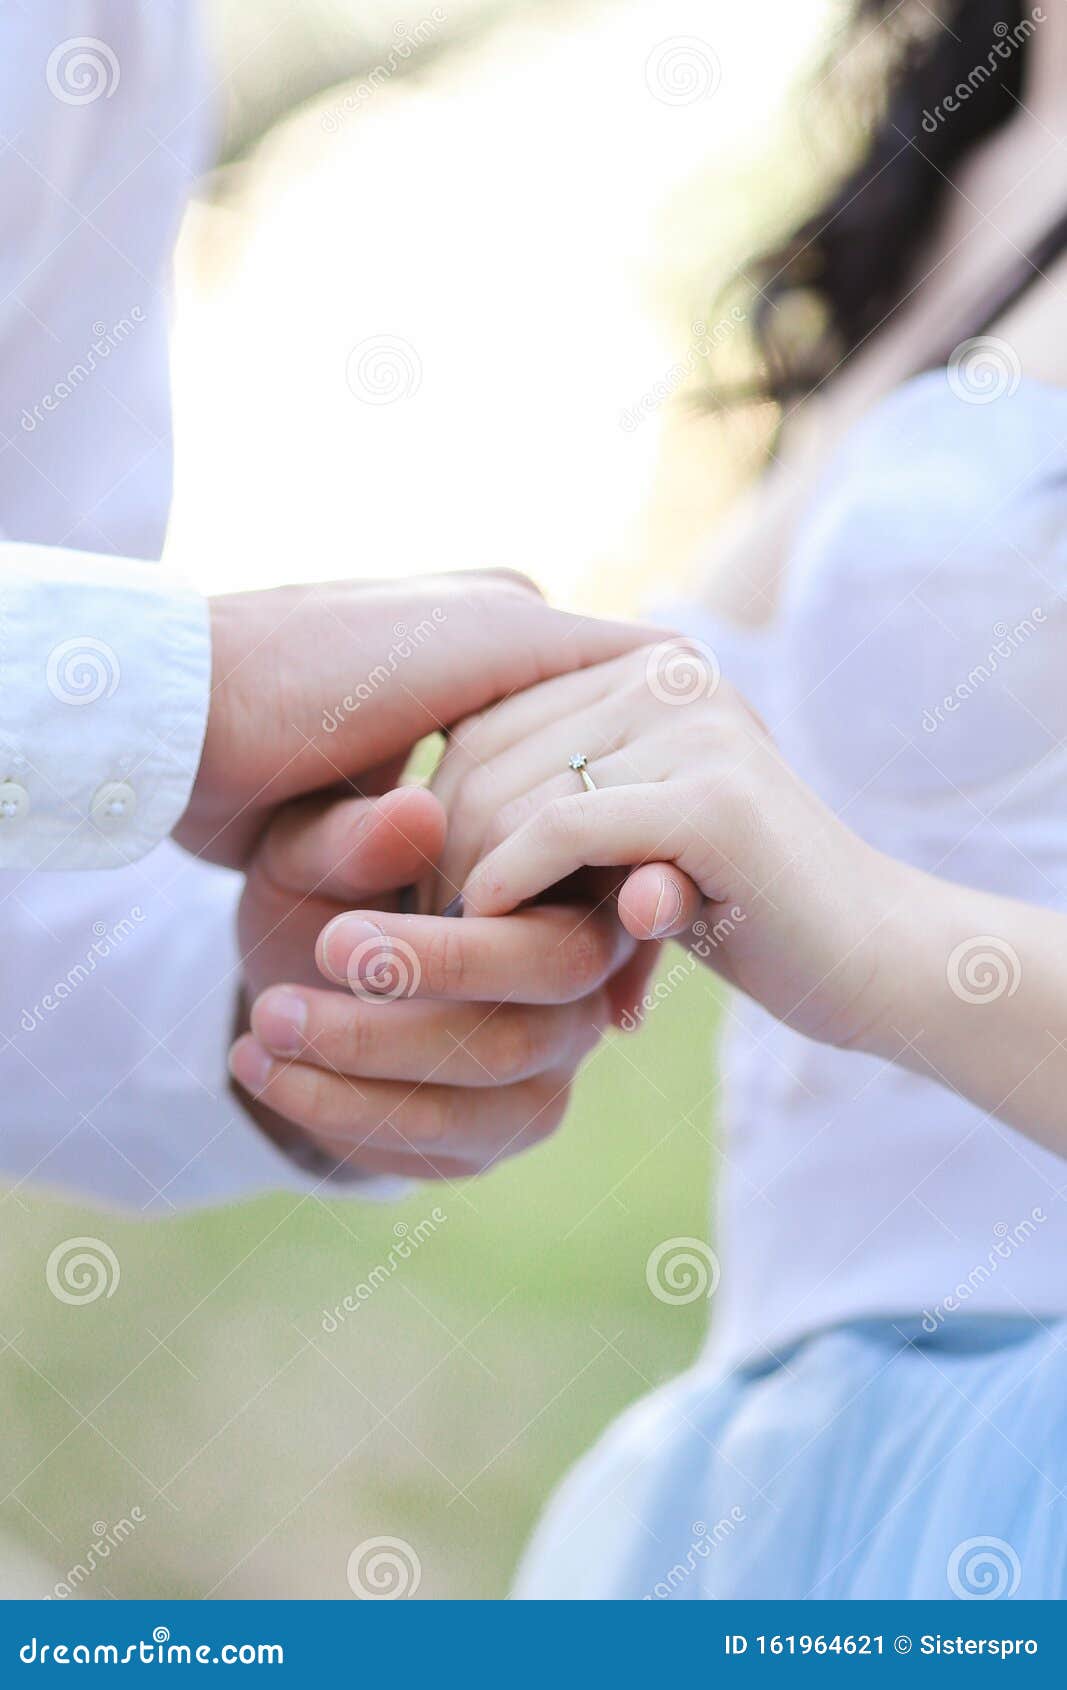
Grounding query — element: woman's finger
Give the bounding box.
[316,902,635,1003]
[617,863,706,941]
[248,986,608,1086]
[455,750,706,941]
[473,743,674,862]
[430,675,701,906]
[430,646,637,815]
[229,1037,578,1172]
[462,785,715,916]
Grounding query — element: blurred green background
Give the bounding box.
[1,966,720,1598]
[0,0,837,1599]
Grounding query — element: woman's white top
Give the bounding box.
[670,371,1067,1368]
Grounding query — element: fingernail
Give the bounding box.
[253,988,308,1056]
[320,914,384,983]
[228,1035,276,1094]
[651,877,684,938]
[441,893,464,919]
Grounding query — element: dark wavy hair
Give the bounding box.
[724,0,1030,406]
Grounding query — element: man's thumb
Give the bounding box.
[256,786,446,902]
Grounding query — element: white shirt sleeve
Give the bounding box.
[2,843,407,1213]
[0,546,406,1208]
[0,546,210,871]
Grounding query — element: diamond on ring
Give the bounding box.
[568,753,597,792]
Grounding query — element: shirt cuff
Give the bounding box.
[0,545,210,870]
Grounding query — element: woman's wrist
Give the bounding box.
[829,848,935,1061]
[840,854,995,1071]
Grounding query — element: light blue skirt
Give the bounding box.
[514,1317,1067,1600]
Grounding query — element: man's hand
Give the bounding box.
[175,571,665,867]
[229,787,660,1181]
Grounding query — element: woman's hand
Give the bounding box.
[229,786,657,1180]
[423,641,902,1052]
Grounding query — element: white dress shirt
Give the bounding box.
[0,3,353,1210]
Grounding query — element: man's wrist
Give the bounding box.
[174,591,273,864]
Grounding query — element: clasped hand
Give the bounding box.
[228,625,896,1183]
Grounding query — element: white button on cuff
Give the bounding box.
[91,780,137,830]
[0,780,30,822]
